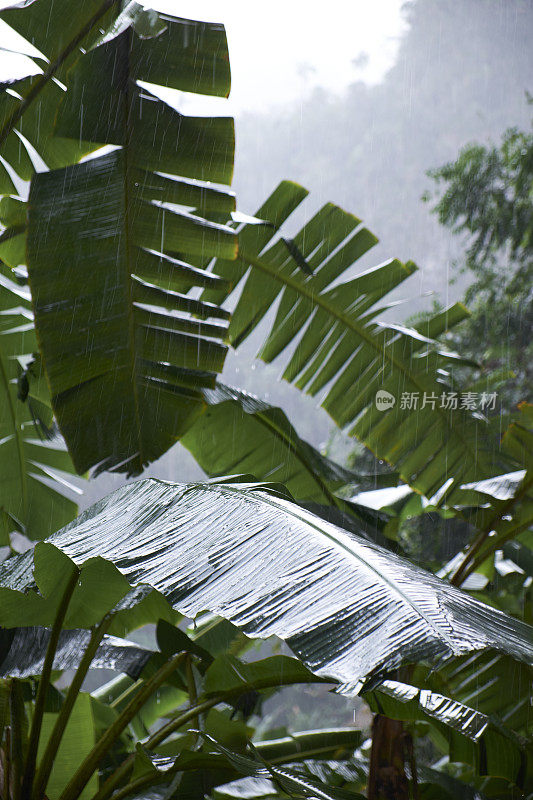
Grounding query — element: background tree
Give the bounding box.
[425,114,533,409]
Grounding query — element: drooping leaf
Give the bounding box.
[365,680,531,786]
[0,480,531,693]
[27,150,234,475]
[418,649,533,738]
[201,734,365,800]
[203,655,330,697]
[182,383,360,504]
[254,727,362,764]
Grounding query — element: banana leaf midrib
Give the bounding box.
[238,247,484,479]
[240,403,341,507]
[205,482,458,651]
[0,0,119,148]
[0,340,26,514]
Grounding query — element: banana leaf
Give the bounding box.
[0,626,151,678]
[18,3,236,475]
[182,383,360,504]
[0,281,79,540]
[0,479,531,692]
[203,182,500,504]
[365,679,530,786]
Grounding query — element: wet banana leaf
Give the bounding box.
[23,4,236,475]
[253,728,362,764]
[0,0,125,196]
[417,649,533,738]
[203,182,499,504]
[0,280,79,540]
[452,405,533,584]
[201,735,365,800]
[0,626,151,678]
[183,383,360,504]
[0,479,531,692]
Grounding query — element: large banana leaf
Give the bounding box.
[25,5,237,475]
[0,480,531,692]
[0,276,79,540]
[182,383,360,505]
[202,183,498,504]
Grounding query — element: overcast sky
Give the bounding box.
[147,1,409,115]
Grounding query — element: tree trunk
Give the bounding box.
[367,715,417,800]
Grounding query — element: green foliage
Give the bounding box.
[0,1,531,799]
[426,115,533,407]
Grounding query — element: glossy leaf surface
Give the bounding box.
[0,480,531,691]
[0,626,151,678]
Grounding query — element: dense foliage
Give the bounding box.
[0,2,531,800]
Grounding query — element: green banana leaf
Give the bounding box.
[0,280,79,539]
[0,0,120,191]
[25,5,237,475]
[451,404,533,584]
[202,182,500,504]
[37,692,97,800]
[182,383,360,505]
[417,649,533,738]
[0,479,531,691]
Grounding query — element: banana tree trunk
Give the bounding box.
[367,714,418,800]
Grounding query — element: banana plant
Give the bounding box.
[0,478,531,799]
[0,2,531,799]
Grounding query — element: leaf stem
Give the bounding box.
[31,615,112,800]
[21,566,80,800]
[5,725,11,800]
[88,757,134,800]
[144,696,223,750]
[185,654,199,740]
[9,679,26,800]
[58,652,187,800]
